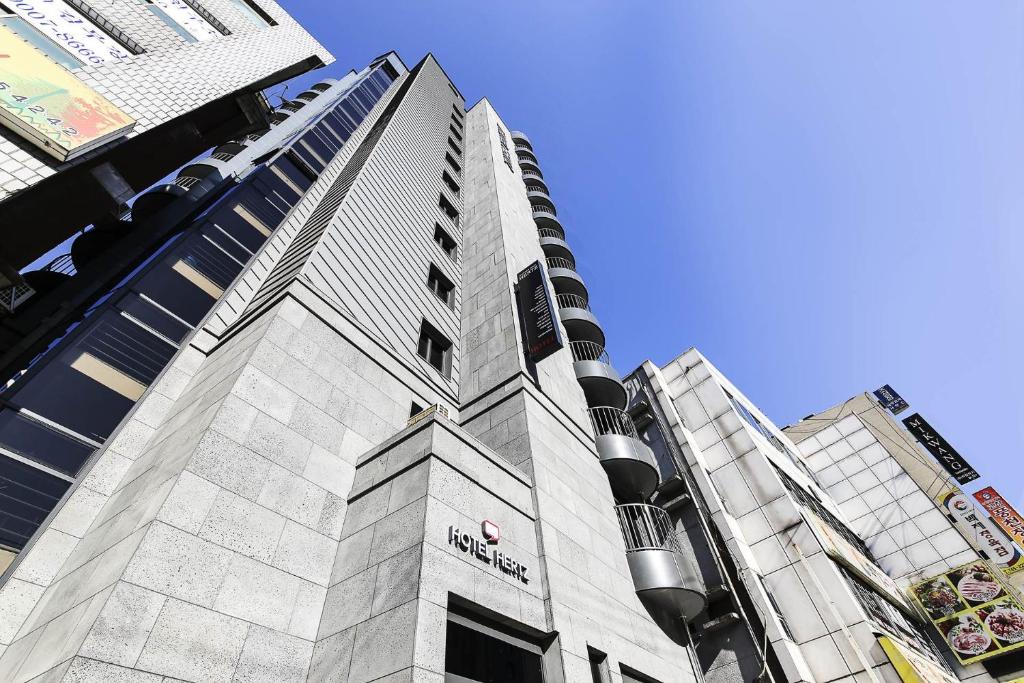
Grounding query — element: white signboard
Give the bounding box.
[151,0,220,42]
[939,489,1024,575]
[8,0,131,65]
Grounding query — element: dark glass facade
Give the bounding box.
[0,63,397,557]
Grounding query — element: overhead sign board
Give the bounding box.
[975,488,1024,553]
[878,636,958,683]
[909,560,1024,665]
[7,0,132,66]
[937,489,1024,575]
[515,260,563,363]
[873,384,909,415]
[902,413,979,485]
[0,26,135,161]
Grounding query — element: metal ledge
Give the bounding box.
[574,360,626,410]
[597,433,659,500]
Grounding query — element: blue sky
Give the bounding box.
[278,2,1023,507]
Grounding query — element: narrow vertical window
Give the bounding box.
[426,265,454,308]
[433,225,456,261]
[417,321,452,378]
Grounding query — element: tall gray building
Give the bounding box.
[0,52,703,682]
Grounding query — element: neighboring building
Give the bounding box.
[0,0,331,318]
[0,52,702,682]
[629,349,1024,682]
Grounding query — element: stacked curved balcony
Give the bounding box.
[512,129,704,624]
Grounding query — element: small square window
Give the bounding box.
[445,152,461,175]
[434,225,456,260]
[450,114,463,131]
[442,170,459,195]
[426,264,455,308]
[449,124,462,142]
[417,321,452,377]
[448,137,462,158]
[452,104,464,119]
[438,194,459,224]
[410,402,424,418]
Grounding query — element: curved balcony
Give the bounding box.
[521,171,547,193]
[556,294,605,347]
[589,408,659,501]
[516,148,539,166]
[526,189,555,213]
[510,130,532,148]
[517,156,541,175]
[570,342,626,409]
[545,257,587,298]
[616,504,706,622]
[532,207,562,233]
[537,228,571,259]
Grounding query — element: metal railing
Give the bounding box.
[569,341,610,364]
[532,206,557,218]
[555,293,589,311]
[537,227,565,240]
[521,169,544,180]
[525,185,548,195]
[173,175,203,190]
[43,254,76,276]
[209,151,236,162]
[588,406,639,440]
[616,504,682,553]
[546,257,576,272]
[516,150,538,164]
[515,143,533,153]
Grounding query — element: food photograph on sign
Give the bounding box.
[910,560,1024,664]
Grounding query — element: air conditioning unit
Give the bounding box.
[407,403,451,427]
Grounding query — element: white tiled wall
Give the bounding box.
[797,414,978,584]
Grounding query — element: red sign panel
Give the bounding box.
[975,487,1024,551]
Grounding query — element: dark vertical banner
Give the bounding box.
[902,413,979,484]
[873,384,908,414]
[515,260,563,363]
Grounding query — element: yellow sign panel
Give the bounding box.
[909,560,1024,665]
[879,636,958,683]
[0,26,135,161]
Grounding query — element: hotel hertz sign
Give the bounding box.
[448,520,529,584]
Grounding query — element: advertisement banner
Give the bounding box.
[873,384,909,415]
[803,509,913,613]
[515,260,563,363]
[0,26,135,161]
[909,560,1024,665]
[878,635,958,683]
[975,488,1024,551]
[937,490,1024,575]
[7,0,131,65]
[901,413,980,485]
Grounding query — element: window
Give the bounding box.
[772,462,874,561]
[409,402,424,418]
[725,390,821,486]
[450,114,463,131]
[228,0,276,25]
[445,152,461,175]
[434,224,456,260]
[445,614,542,683]
[448,137,462,158]
[441,170,459,195]
[417,320,452,377]
[452,103,464,119]
[589,648,610,683]
[426,265,454,308]
[756,574,795,641]
[1,0,138,66]
[145,0,227,43]
[837,565,951,671]
[449,123,462,142]
[620,665,661,683]
[438,194,459,225]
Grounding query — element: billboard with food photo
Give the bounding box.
[909,561,1024,664]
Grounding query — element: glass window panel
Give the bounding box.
[116,292,191,344]
[0,453,72,550]
[0,409,96,475]
[444,621,543,683]
[202,222,252,264]
[133,253,223,326]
